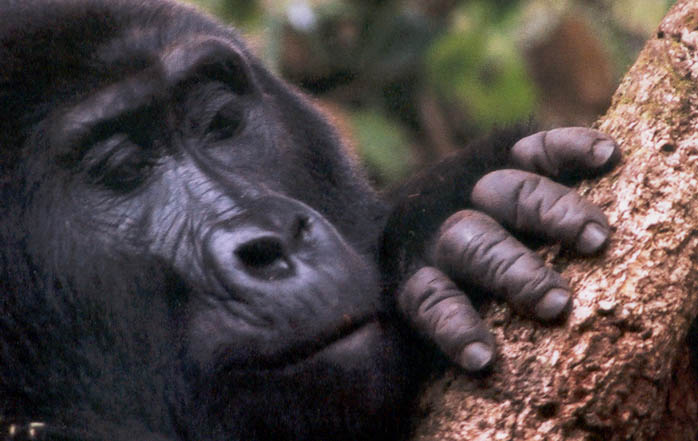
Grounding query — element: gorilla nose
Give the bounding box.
[205,199,324,286]
[234,234,293,280]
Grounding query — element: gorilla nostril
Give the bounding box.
[235,237,292,277]
[291,215,311,241]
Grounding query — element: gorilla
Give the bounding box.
[0,1,620,440]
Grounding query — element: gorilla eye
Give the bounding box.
[207,101,245,143]
[84,134,157,191]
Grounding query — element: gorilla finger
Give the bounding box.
[511,128,620,179]
[471,169,610,255]
[398,267,496,372]
[433,210,572,321]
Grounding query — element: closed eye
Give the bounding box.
[207,100,245,143]
[83,133,158,191]
[58,102,162,168]
[55,72,164,166]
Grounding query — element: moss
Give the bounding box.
[597,27,698,163]
[681,11,698,31]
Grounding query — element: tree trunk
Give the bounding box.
[409,1,698,440]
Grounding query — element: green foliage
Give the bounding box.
[184,0,261,26]
[357,11,436,82]
[179,0,673,186]
[350,110,412,183]
[427,1,536,131]
[610,0,675,35]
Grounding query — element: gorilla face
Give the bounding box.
[42,37,386,370]
[2,3,411,440]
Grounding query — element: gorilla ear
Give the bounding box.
[162,37,256,95]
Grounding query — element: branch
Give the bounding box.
[410,1,698,439]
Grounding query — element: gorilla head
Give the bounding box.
[0,1,413,440]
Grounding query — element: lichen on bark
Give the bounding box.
[410,1,698,439]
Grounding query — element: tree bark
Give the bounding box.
[410,1,698,440]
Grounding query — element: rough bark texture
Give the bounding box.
[410,1,698,440]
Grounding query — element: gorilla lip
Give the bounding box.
[224,319,379,373]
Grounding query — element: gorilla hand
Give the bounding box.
[396,128,620,371]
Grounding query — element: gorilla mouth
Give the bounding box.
[227,319,381,372]
[279,319,380,370]
[316,320,381,357]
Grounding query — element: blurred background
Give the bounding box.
[184,0,675,186]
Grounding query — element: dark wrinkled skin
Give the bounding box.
[0,1,620,440]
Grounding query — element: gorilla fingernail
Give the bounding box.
[576,222,609,255]
[460,342,494,372]
[534,289,572,321]
[592,139,619,167]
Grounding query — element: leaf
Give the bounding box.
[350,110,412,183]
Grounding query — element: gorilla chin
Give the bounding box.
[199,322,414,441]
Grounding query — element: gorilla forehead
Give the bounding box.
[0,0,245,61]
[0,0,246,145]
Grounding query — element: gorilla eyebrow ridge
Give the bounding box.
[54,72,166,160]
[160,36,253,95]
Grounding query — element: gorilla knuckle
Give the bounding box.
[399,267,451,315]
[435,211,508,278]
[512,128,620,180]
[511,130,558,176]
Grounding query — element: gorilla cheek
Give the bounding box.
[185,305,264,370]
